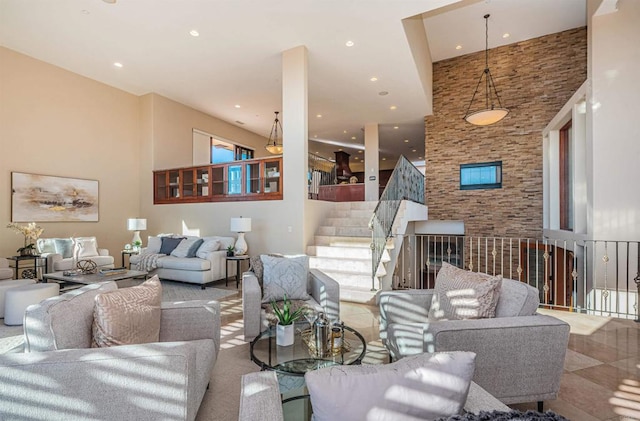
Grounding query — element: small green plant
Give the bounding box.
[271,294,306,326]
[226,245,235,256]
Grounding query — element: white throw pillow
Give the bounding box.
[305,351,476,421]
[170,238,203,258]
[146,236,162,254]
[261,254,310,303]
[73,237,99,259]
[196,239,220,258]
[428,262,502,321]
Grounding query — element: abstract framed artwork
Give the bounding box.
[11,172,99,222]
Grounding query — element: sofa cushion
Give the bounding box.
[305,351,476,421]
[147,236,163,254]
[92,276,162,348]
[24,281,118,352]
[171,238,204,258]
[261,255,310,303]
[495,278,540,317]
[158,256,211,271]
[429,262,502,321]
[160,237,184,255]
[196,239,220,258]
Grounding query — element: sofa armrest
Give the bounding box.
[98,248,109,257]
[243,271,263,341]
[388,315,570,403]
[160,300,220,353]
[42,252,63,273]
[239,371,284,421]
[378,289,434,343]
[0,341,199,421]
[308,269,340,322]
[465,382,510,414]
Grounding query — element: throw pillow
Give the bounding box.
[428,262,502,321]
[249,255,264,286]
[92,276,162,348]
[196,239,221,258]
[159,237,184,255]
[306,351,476,421]
[36,238,56,254]
[170,238,204,258]
[74,237,99,259]
[53,238,74,258]
[261,254,310,303]
[146,236,163,254]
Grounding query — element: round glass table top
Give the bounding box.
[250,323,367,376]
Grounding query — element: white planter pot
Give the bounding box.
[276,323,294,346]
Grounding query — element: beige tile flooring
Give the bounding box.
[216,279,640,421]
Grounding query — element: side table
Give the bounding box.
[121,250,139,269]
[7,255,45,280]
[225,255,250,288]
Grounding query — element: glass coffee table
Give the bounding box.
[250,323,366,397]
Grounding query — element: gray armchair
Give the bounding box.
[242,261,340,341]
[0,281,220,421]
[379,278,570,408]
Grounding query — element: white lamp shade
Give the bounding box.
[230,217,252,233]
[127,218,147,231]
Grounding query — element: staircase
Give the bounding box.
[307,201,390,304]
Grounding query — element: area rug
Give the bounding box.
[437,410,569,421]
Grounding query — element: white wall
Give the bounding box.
[590,0,640,241]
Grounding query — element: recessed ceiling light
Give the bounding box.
[418,156,423,159]
[370,77,378,82]
[338,148,343,151]
[351,136,356,140]
[190,30,200,37]
[314,135,318,138]
[503,33,510,38]
[234,104,241,108]
[358,150,363,153]
[412,149,417,152]
[390,105,397,110]
[354,156,359,160]
[316,114,322,118]
[404,139,409,143]
[379,91,389,96]
[343,130,347,134]
[382,157,386,161]
[456,45,462,50]
[113,62,123,68]
[393,126,399,129]
[345,41,354,47]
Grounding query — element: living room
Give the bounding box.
[1,0,639,420]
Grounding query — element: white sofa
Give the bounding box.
[130,235,236,289]
[36,237,115,273]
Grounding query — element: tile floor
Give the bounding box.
[216,279,640,421]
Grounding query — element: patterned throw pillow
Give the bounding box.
[261,255,310,303]
[428,262,502,321]
[92,276,162,348]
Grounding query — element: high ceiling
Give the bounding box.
[0,0,586,167]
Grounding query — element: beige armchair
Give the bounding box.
[0,281,220,421]
[379,278,570,410]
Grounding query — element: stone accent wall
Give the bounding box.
[425,27,587,239]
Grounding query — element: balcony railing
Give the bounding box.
[396,235,640,319]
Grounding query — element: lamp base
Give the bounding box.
[235,232,248,255]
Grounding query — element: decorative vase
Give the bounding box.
[276,323,294,346]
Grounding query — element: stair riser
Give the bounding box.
[316,227,371,237]
[327,209,373,218]
[318,271,380,288]
[322,217,371,227]
[310,258,385,276]
[309,246,371,259]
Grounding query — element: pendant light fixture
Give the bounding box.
[463,14,509,126]
[265,111,283,154]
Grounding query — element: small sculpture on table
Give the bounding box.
[76,259,98,274]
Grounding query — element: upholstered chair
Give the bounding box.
[379,265,570,410]
[242,254,340,341]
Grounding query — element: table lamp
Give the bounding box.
[127,218,147,251]
[230,217,251,255]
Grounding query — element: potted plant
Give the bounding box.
[226,245,235,257]
[271,294,306,346]
[7,222,44,256]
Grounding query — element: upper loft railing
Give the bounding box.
[397,234,640,319]
[369,155,425,290]
[308,153,336,199]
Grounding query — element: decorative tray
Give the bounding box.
[300,328,351,357]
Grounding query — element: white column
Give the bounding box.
[364,123,380,201]
[282,45,308,253]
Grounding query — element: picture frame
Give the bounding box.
[11,172,99,222]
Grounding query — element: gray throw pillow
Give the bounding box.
[428,262,502,321]
[261,254,310,303]
[159,237,184,255]
[170,238,203,258]
[195,239,220,258]
[305,351,476,421]
[146,236,163,254]
[54,238,74,258]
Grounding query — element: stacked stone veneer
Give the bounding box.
[425,27,587,239]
